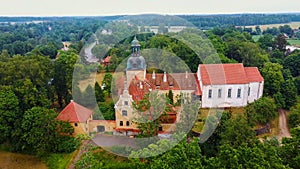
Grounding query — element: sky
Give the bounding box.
[0,0,299,16]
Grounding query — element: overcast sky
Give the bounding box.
[1,0,299,16]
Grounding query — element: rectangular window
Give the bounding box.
[208,89,212,98]
[228,89,232,98]
[218,89,222,98]
[124,101,128,106]
[122,110,127,116]
[120,121,123,126]
[126,121,130,126]
[248,87,250,96]
[237,88,241,98]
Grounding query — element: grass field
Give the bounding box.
[44,153,74,169]
[287,39,300,46]
[78,72,106,91]
[245,22,300,30]
[193,107,245,133]
[192,107,280,139]
[252,35,263,42]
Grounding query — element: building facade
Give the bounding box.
[58,36,264,136]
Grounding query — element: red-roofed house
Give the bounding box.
[57,100,93,135]
[101,56,111,66]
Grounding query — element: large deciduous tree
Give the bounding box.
[0,86,20,143]
[53,50,79,108]
[245,97,277,125]
[261,62,284,96]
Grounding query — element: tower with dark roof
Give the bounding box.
[126,36,146,84]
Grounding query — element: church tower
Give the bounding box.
[126,36,146,85]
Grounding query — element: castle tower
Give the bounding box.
[126,36,146,84]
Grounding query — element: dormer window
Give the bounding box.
[122,110,127,116]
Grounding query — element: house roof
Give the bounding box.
[102,56,111,63]
[244,67,264,82]
[200,63,249,85]
[57,100,93,123]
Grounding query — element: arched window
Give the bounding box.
[120,121,123,126]
[126,121,130,126]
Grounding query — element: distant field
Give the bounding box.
[287,39,300,46]
[245,22,300,30]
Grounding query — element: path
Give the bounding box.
[85,42,98,63]
[68,140,93,169]
[277,109,291,141]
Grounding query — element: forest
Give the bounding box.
[0,14,299,168]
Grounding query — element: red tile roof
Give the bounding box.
[102,56,111,63]
[244,67,264,82]
[57,101,93,123]
[200,63,249,85]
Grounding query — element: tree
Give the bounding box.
[102,73,113,96]
[245,97,277,125]
[284,51,300,77]
[280,73,297,109]
[257,34,274,50]
[38,43,58,59]
[238,42,269,68]
[279,25,294,37]
[95,82,105,102]
[263,27,280,36]
[0,86,20,143]
[220,115,257,148]
[261,62,284,96]
[167,90,174,105]
[295,31,300,39]
[53,50,79,108]
[21,107,77,156]
[217,142,287,168]
[81,84,96,108]
[280,127,300,168]
[288,101,300,129]
[255,25,261,35]
[21,107,58,155]
[273,34,287,51]
[132,92,163,138]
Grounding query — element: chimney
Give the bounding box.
[163,72,167,82]
[185,71,188,79]
[139,81,143,89]
[152,70,156,79]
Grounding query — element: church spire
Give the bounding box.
[131,35,140,56]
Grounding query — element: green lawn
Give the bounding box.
[287,39,300,46]
[43,153,74,169]
[252,35,263,42]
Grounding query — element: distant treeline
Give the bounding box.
[179,14,300,29]
[2,14,300,29]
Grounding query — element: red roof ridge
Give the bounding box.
[57,100,93,123]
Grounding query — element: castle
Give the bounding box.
[57,36,264,136]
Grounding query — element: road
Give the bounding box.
[277,109,291,140]
[85,42,99,63]
[91,134,137,148]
